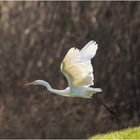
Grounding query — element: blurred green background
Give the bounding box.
[0,1,139,138]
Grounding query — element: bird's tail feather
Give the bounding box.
[94,88,102,92]
[89,88,102,93]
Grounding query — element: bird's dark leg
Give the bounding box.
[92,94,121,124]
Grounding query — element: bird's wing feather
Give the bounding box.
[80,41,98,72]
[61,41,98,87]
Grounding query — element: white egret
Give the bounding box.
[25,40,102,98]
[24,43,120,122]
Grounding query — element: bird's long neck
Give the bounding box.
[37,80,68,96]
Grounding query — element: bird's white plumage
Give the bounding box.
[61,40,98,87]
[26,40,102,98]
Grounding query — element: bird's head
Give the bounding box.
[24,80,44,87]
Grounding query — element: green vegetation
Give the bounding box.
[90,126,140,139]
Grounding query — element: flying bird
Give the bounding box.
[24,43,120,122]
[25,41,102,98]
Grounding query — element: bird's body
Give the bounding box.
[25,40,102,98]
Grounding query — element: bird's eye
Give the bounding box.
[33,81,37,85]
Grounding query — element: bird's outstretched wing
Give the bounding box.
[61,41,98,87]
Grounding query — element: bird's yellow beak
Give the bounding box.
[24,82,34,87]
